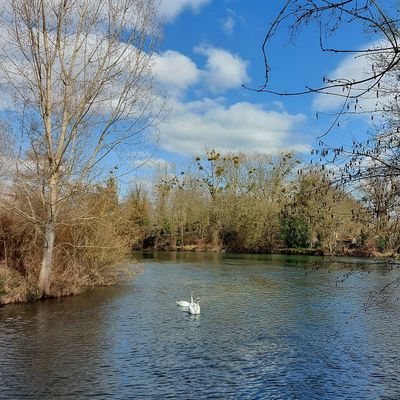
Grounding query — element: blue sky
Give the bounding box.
[128,0,392,184]
[0,0,393,193]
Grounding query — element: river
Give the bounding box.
[1,252,400,399]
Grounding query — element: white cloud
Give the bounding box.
[195,45,249,93]
[158,98,309,155]
[222,15,235,35]
[158,0,211,22]
[152,50,200,94]
[151,46,250,96]
[220,8,241,35]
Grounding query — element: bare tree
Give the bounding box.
[0,0,162,295]
[257,1,398,99]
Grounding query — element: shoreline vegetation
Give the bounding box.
[169,245,378,258]
[1,149,397,305]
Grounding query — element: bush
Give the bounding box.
[0,181,139,304]
[280,214,310,248]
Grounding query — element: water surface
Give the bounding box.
[1,252,400,399]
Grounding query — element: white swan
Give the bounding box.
[188,298,200,315]
[176,293,193,307]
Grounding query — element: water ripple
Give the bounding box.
[1,253,400,399]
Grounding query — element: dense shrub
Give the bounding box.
[280,214,310,249]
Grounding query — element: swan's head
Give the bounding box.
[196,297,200,303]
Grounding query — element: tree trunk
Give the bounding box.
[38,176,58,296]
[38,217,55,295]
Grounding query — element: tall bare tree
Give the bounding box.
[0,0,162,295]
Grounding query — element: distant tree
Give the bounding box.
[151,150,300,252]
[360,176,400,252]
[286,170,365,251]
[119,184,151,250]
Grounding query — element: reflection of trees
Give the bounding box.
[307,259,400,312]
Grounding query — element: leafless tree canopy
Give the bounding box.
[258,1,399,97]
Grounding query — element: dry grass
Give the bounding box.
[0,182,143,305]
[0,266,39,304]
[0,259,143,305]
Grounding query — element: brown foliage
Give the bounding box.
[146,151,374,255]
[0,180,139,304]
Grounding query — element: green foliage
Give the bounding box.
[376,236,388,253]
[280,214,310,248]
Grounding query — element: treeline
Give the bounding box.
[126,150,396,255]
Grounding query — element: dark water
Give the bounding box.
[1,253,400,399]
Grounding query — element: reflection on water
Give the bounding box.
[1,252,400,399]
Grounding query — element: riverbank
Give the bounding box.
[0,246,392,305]
[0,261,143,306]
